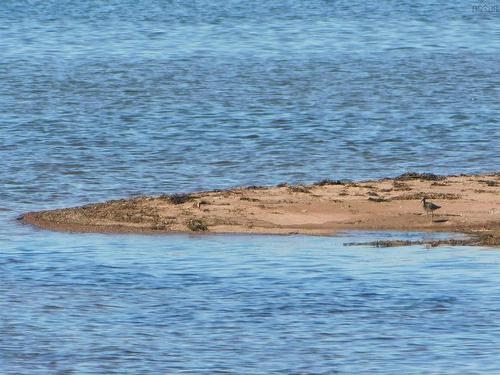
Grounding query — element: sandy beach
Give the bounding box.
[21,173,500,246]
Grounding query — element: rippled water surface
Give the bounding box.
[2,228,500,374]
[1,1,499,374]
[1,1,499,203]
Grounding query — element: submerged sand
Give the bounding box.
[20,173,500,246]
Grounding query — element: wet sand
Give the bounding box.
[20,173,500,246]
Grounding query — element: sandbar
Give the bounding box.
[20,173,500,246]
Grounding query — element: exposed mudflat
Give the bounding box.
[21,173,500,246]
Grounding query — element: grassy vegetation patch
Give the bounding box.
[396,172,445,181]
[312,179,345,186]
[393,192,460,200]
[187,219,208,232]
[160,193,194,205]
[288,184,311,193]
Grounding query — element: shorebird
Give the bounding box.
[421,197,441,220]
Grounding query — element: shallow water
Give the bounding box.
[1,227,500,374]
[1,1,499,374]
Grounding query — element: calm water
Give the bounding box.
[1,1,499,374]
[1,229,500,374]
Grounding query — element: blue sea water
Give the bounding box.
[0,1,499,374]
